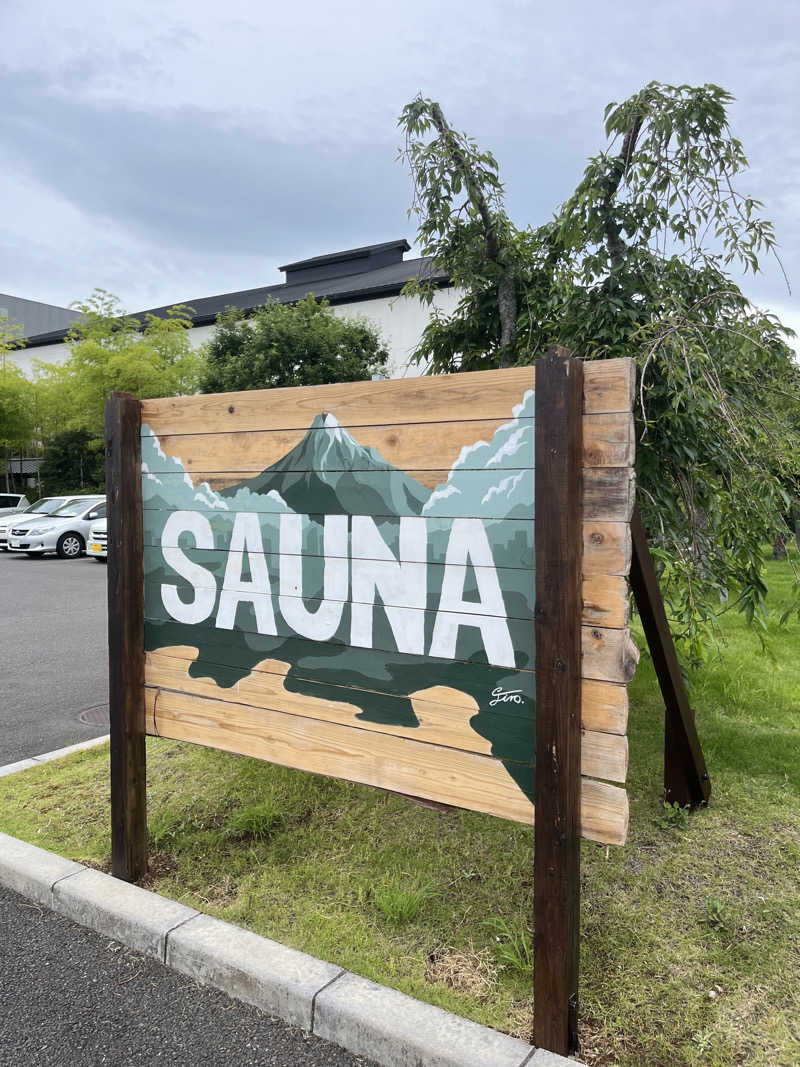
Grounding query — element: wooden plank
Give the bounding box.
[144,585,636,683]
[581,679,628,735]
[143,654,628,783]
[534,347,583,1055]
[582,574,629,628]
[582,521,631,577]
[143,545,628,628]
[144,412,633,475]
[141,360,636,437]
[143,518,630,577]
[144,685,628,845]
[145,646,629,736]
[630,508,710,807]
[141,466,633,522]
[105,392,148,883]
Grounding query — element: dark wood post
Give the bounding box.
[534,347,583,1055]
[105,391,148,882]
[629,507,711,808]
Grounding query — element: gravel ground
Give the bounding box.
[0,884,377,1067]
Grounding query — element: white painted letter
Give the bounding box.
[429,518,514,667]
[216,512,276,634]
[161,511,217,624]
[279,514,347,641]
[351,516,427,654]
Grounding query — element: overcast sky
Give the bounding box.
[2,0,798,338]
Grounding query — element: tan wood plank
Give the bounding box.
[145,581,633,683]
[582,521,631,577]
[581,679,628,735]
[582,574,629,628]
[146,412,633,476]
[145,645,629,735]
[144,519,629,577]
[144,551,627,628]
[583,626,640,684]
[141,360,635,437]
[144,654,627,782]
[144,466,633,523]
[145,684,628,844]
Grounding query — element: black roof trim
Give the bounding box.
[20,256,450,350]
[279,239,410,272]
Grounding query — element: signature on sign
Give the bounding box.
[489,687,524,707]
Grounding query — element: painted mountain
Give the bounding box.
[142,388,536,798]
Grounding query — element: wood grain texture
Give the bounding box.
[143,519,629,578]
[582,522,631,577]
[534,348,583,1053]
[145,646,629,735]
[105,392,147,883]
[144,652,628,782]
[144,590,636,683]
[141,360,635,437]
[144,684,628,844]
[144,412,633,475]
[142,466,633,522]
[143,549,627,628]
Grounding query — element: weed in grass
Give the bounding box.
[705,897,737,934]
[656,801,690,831]
[373,880,435,925]
[483,916,533,981]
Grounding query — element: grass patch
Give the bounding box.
[1,555,799,1065]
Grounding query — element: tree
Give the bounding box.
[37,290,204,438]
[33,290,205,492]
[0,316,35,492]
[398,84,800,659]
[200,294,389,394]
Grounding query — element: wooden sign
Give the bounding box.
[107,349,689,1059]
[130,358,636,849]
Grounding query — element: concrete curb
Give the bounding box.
[0,734,109,778]
[0,799,584,1066]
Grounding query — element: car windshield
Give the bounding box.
[26,498,69,515]
[52,499,103,518]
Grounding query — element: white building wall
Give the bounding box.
[331,287,461,379]
[11,287,460,383]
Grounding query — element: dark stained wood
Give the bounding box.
[629,507,711,807]
[534,347,583,1055]
[106,391,148,882]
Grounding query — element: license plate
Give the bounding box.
[90,543,102,553]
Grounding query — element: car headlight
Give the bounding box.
[33,525,55,533]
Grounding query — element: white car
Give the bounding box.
[87,516,108,561]
[7,496,106,559]
[0,495,90,550]
[0,493,30,518]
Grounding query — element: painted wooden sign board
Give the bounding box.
[137,360,637,848]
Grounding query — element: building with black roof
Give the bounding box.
[13,239,455,380]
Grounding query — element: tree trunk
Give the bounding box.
[772,534,787,561]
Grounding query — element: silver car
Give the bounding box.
[7,496,106,559]
[0,493,30,518]
[87,516,108,561]
[0,495,90,550]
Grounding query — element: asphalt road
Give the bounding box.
[0,551,110,764]
[0,884,376,1067]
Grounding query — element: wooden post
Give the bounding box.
[105,391,148,882]
[629,507,711,808]
[534,347,583,1055]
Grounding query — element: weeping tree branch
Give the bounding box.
[409,99,518,364]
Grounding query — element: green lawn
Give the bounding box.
[1,555,798,1066]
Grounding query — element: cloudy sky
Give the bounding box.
[2,0,798,337]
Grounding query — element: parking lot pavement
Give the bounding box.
[0,884,376,1067]
[0,552,110,764]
